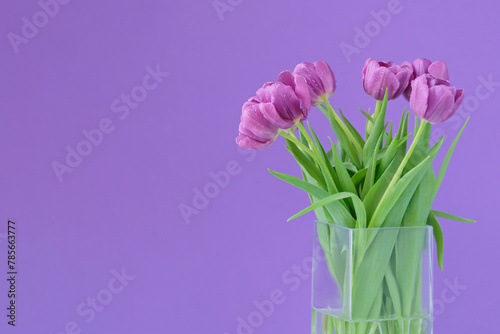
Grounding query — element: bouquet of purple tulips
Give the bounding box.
[236,59,474,333]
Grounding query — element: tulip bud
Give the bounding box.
[293,61,336,106]
[404,58,450,100]
[409,75,464,124]
[362,58,412,100]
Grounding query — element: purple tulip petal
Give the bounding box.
[405,59,451,101]
[362,59,411,100]
[453,88,465,113]
[293,75,312,117]
[393,63,412,98]
[409,74,464,124]
[314,61,336,99]
[364,67,399,100]
[270,83,303,121]
[410,75,430,119]
[277,71,311,116]
[239,103,278,141]
[294,61,336,106]
[236,134,274,150]
[276,71,295,87]
[412,58,432,77]
[428,60,450,81]
[425,85,455,124]
[260,102,295,129]
[362,58,372,83]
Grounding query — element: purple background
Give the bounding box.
[0,0,498,333]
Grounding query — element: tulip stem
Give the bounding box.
[279,130,316,161]
[323,101,364,156]
[285,128,296,138]
[366,100,383,137]
[373,100,383,119]
[368,120,429,228]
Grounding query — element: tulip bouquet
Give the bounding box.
[236,59,474,334]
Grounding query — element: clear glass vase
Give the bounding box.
[312,222,433,334]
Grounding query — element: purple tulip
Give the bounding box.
[236,66,315,150]
[276,70,312,113]
[362,59,413,100]
[410,75,464,124]
[293,61,336,106]
[404,58,450,100]
[236,99,280,150]
[256,79,310,126]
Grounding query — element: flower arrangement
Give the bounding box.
[235,58,474,333]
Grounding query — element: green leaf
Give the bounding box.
[301,170,335,236]
[377,135,399,179]
[360,112,393,144]
[360,109,375,124]
[428,211,444,270]
[363,91,388,166]
[329,138,357,194]
[319,105,362,168]
[434,119,469,198]
[368,156,432,228]
[403,164,436,227]
[298,123,340,195]
[285,139,326,189]
[386,121,393,146]
[268,169,356,228]
[351,168,368,187]
[362,131,384,199]
[343,162,358,173]
[396,110,408,140]
[385,260,403,316]
[307,123,340,187]
[432,210,476,223]
[339,108,365,150]
[299,128,308,145]
[404,120,434,174]
[288,192,367,228]
[427,135,444,160]
[330,142,347,162]
[363,151,404,221]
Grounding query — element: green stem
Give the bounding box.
[373,100,383,119]
[296,123,316,152]
[366,100,383,137]
[368,120,429,228]
[296,123,339,194]
[323,100,364,156]
[279,130,316,161]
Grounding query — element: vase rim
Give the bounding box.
[315,220,433,231]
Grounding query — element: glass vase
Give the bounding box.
[312,221,433,334]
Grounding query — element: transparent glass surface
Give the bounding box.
[312,222,433,334]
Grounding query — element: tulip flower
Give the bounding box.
[404,58,450,100]
[276,70,312,113]
[410,74,464,124]
[362,59,412,100]
[236,75,312,150]
[256,78,311,126]
[293,61,336,106]
[236,99,280,150]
